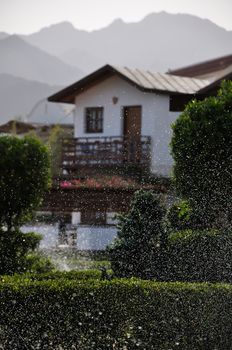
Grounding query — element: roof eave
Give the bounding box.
[47,64,203,103]
[48,64,115,103]
[197,72,232,94]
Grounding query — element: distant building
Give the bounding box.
[26,99,75,125]
[0,120,36,135]
[0,120,74,141]
[168,54,232,79]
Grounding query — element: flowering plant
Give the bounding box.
[60,176,147,189]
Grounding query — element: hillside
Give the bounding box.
[0,74,71,124]
[0,32,8,40]
[0,35,83,85]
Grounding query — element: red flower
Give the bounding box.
[60,181,72,188]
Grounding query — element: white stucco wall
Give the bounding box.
[22,224,59,249]
[22,222,117,250]
[74,75,180,176]
[72,211,118,250]
[76,226,117,251]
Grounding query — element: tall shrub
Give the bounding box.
[0,135,51,274]
[108,190,166,278]
[171,81,232,228]
[47,125,66,177]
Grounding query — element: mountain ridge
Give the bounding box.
[0,12,231,124]
[0,73,67,124]
[21,12,232,73]
[0,35,83,85]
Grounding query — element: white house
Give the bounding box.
[46,55,232,249]
[48,57,232,176]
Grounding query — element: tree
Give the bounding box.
[171,81,232,229]
[47,125,67,177]
[0,135,50,230]
[0,135,51,274]
[108,190,166,278]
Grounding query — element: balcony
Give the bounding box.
[61,136,151,175]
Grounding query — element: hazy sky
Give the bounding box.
[1,0,232,34]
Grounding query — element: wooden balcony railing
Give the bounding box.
[61,136,151,174]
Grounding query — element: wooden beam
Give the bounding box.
[41,188,135,213]
[40,186,166,213]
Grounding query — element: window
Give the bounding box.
[85,107,103,133]
[169,95,193,112]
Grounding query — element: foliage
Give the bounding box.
[60,175,139,189]
[167,200,191,231]
[47,124,66,177]
[1,276,232,349]
[0,135,50,229]
[171,81,232,229]
[161,229,232,283]
[60,175,170,190]
[0,135,51,275]
[166,200,203,231]
[24,253,54,274]
[0,229,42,275]
[1,269,102,283]
[108,190,166,278]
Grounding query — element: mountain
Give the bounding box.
[0,12,231,125]
[23,12,232,73]
[0,35,83,85]
[0,74,72,124]
[0,32,8,40]
[60,48,103,73]
[23,21,89,56]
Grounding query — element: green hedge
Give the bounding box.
[162,229,232,283]
[1,273,232,349]
[2,269,102,281]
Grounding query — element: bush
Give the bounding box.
[0,135,51,274]
[24,254,54,274]
[1,276,232,349]
[0,269,101,283]
[47,124,66,177]
[0,229,42,275]
[163,229,232,283]
[167,200,192,231]
[166,200,204,231]
[108,190,166,278]
[171,81,232,229]
[0,135,50,230]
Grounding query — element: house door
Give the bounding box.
[123,106,142,163]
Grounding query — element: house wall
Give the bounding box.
[74,76,179,176]
[71,211,118,250]
[76,226,117,251]
[22,223,117,250]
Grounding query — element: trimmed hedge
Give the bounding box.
[1,273,232,349]
[2,269,102,282]
[162,229,232,283]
